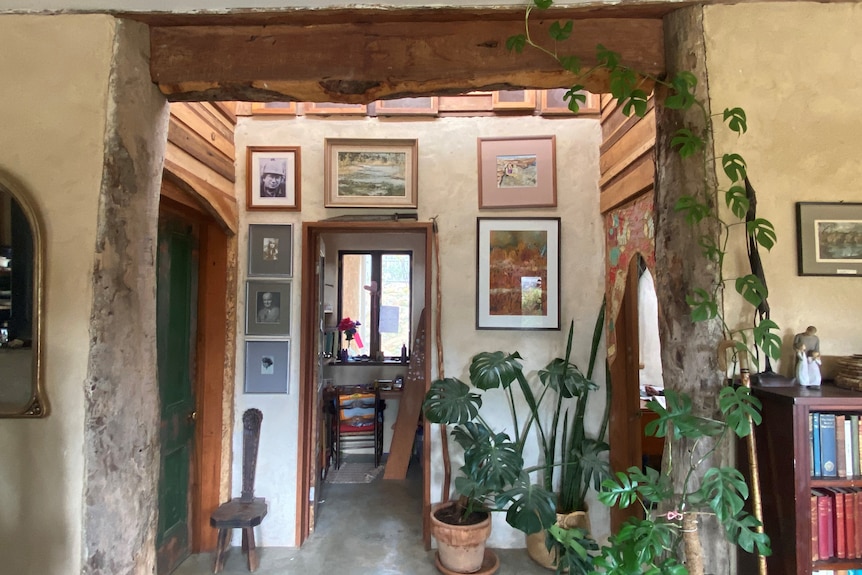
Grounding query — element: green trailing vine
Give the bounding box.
[507,1,779,573]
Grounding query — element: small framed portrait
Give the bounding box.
[246,146,301,211]
[248,224,293,277]
[246,280,291,336]
[245,340,290,394]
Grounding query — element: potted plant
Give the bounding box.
[509,2,778,572]
[423,304,609,574]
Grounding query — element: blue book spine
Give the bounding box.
[821,413,838,477]
[813,413,822,476]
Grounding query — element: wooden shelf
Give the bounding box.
[748,383,862,574]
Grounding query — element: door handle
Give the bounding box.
[187,410,198,422]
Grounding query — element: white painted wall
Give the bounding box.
[234,112,606,547]
[0,14,113,574]
[704,2,862,378]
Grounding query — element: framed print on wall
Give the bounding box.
[246,280,291,336]
[324,138,418,208]
[248,224,293,277]
[477,136,557,209]
[246,146,301,211]
[476,217,561,330]
[245,340,290,394]
[797,202,862,276]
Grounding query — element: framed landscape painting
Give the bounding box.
[797,202,862,276]
[476,217,561,330]
[324,138,418,208]
[478,136,557,209]
[246,146,301,211]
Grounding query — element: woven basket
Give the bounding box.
[835,355,862,391]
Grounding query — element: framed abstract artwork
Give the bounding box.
[248,224,293,277]
[797,202,862,276]
[324,138,418,208]
[476,217,561,330]
[246,146,301,211]
[244,340,290,394]
[477,136,557,209]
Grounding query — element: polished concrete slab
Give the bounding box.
[174,456,552,575]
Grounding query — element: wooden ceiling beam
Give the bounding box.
[149,16,664,103]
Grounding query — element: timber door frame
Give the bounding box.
[159,185,232,554]
[297,221,434,547]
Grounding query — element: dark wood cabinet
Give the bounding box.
[749,384,862,575]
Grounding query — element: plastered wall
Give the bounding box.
[704,2,862,377]
[0,15,113,574]
[234,113,607,547]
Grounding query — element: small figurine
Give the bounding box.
[794,326,823,387]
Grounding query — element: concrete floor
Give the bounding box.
[173,456,552,575]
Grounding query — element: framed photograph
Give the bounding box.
[477,136,557,209]
[324,138,418,208]
[476,217,561,330]
[248,224,293,277]
[245,340,290,394]
[246,280,291,336]
[797,202,862,276]
[492,89,537,111]
[246,146,301,211]
[251,102,297,116]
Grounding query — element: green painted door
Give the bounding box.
[156,214,199,574]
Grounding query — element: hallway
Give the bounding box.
[173,457,552,575]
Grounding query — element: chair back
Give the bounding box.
[240,408,263,502]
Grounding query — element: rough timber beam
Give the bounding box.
[149,16,664,103]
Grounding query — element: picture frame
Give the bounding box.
[246,146,301,211]
[324,138,419,208]
[248,224,293,277]
[245,280,291,336]
[540,88,601,115]
[477,136,557,209]
[796,202,862,276]
[492,89,537,111]
[251,102,297,116]
[476,217,561,330]
[302,102,367,115]
[244,340,290,394]
[374,97,439,116]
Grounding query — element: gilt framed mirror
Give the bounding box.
[0,176,45,417]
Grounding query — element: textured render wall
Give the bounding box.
[704,2,862,376]
[235,113,607,547]
[0,15,112,575]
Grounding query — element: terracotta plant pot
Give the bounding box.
[525,510,591,570]
[430,501,493,573]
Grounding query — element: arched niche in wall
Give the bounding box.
[0,173,45,417]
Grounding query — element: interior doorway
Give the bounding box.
[298,221,433,548]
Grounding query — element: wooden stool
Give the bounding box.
[210,409,267,572]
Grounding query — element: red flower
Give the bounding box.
[337,317,361,340]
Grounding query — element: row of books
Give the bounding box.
[810,413,862,477]
[812,487,862,561]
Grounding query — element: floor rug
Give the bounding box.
[326,462,384,484]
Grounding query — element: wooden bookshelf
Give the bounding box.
[748,383,862,574]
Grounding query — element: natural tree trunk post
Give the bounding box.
[655,6,735,574]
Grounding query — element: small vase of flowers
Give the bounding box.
[337,317,361,361]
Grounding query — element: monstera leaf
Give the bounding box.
[422,377,481,425]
